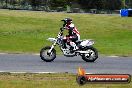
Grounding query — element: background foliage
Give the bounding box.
[0,0,132,11]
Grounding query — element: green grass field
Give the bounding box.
[0,73,131,88]
[0,9,132,56]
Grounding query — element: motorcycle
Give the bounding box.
[40,28,98,62]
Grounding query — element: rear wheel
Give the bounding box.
[81,46,98,62]
[40,46,56,62]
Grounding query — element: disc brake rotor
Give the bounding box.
[42,50,53,60]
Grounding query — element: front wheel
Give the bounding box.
[40,46,56,62]
[81,46,98,62]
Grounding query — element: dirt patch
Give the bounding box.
[122,24,132,30]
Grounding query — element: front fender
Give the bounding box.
[47,38,57,43]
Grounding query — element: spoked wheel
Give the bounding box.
[81,46,98,62]
[40,46,56,62]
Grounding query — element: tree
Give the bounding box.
[78,0,122,10]
[28,0,42,10]
[50,0,78,9]
[125,0,132,8]
[105,0,122,10]
[78,0,100,9]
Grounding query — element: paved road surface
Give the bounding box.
[0,54,132,74]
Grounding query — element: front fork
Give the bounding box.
[48,41,57,53]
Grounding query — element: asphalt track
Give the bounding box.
[0,54,132,74]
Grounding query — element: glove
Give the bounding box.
[64,27,69,30]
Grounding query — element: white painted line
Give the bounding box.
[10,72,28,74]
[107,56,119,58]
[0,71,94,74]
[0,53,6,55]
[32,72,57,74]
[0,71,59,74]
[33,53,40,56]
[0,53,40,56]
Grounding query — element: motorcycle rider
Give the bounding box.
[61,18,80,51]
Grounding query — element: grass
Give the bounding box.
[0,9,132,56]
[0,73,131,88]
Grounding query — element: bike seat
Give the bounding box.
[75,40,82,44]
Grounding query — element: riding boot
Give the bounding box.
[70,42,78,51]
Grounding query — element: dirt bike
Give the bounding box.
[40,28,98,62]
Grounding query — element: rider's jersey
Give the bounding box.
[66,23,80,36]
